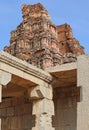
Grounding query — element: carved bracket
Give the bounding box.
[28,85,53,100]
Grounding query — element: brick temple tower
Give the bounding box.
[4,3,62,69]
[57,24,84,55]
[4,3,84,69]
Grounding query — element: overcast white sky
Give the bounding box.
[0,0,89,53]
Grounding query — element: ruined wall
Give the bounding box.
[0,97,34,130]
[4,3,84,69]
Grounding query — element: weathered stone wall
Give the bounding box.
[53,98,77,130]
[53,86,80,130]
[0,97,34,130]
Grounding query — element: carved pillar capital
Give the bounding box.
[28,84,53,100]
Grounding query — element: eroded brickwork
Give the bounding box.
[57,24,84,55]
[4,3,85,69]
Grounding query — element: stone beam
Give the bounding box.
[0,51,52,87]
[77,55,89,130]
[46,62,77,73]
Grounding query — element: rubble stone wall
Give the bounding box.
[0,97,34,130]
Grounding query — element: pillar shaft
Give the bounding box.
[29,85,55,130]
[32,98,55,130]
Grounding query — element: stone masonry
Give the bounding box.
[0,51,54,130]
[4,3,84,69]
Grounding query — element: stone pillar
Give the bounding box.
[0,70,11,130]
[77,55,89,130]
[28,85,55,130]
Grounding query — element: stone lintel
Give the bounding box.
[46,62,77,73]
[0,51,52,85]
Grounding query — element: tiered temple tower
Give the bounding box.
[4,3,84,69]
[57,24,84,55]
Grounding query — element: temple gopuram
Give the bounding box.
[4,3,84,69]
[0,3,88,130]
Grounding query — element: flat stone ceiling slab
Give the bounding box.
[46,62,77,88]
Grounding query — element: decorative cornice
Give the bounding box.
[0,51,52,83]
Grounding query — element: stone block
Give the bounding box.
[32,98,54,115]
[32,126,55,130]
[14,103,32,116]
[0,99,12,109]
[21,115,33,129]
[0,70,11,86]
[29,85,53,100]
[10,116,21,129]
[0,108,7,117]
[1,118,11,130]
[6,107,14,116]
[11,96,25,106]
